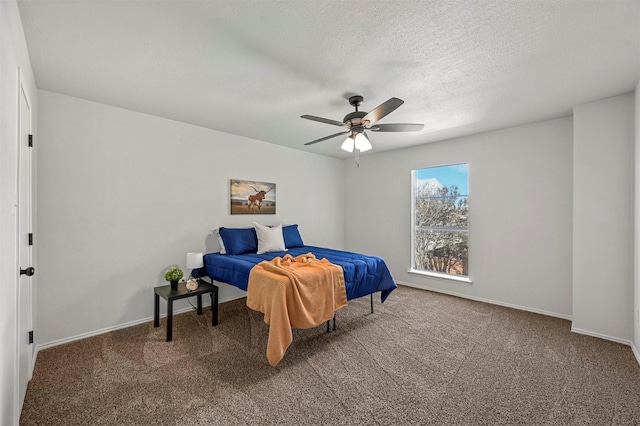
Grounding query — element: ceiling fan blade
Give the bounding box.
[301,115,346,127]
[304,130,350,146]
[362,97,404,125]
[369,123,424,132]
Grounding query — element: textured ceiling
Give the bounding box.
[17,0,640,159]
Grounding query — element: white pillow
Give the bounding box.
[253,222,286,254]
[213,228,226,254]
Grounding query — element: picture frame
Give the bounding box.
[230,179,276,215]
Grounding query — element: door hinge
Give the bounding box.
[28,331,33,344]
[28,233,33,246]
[28,134,33,147]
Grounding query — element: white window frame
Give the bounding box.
[409,163,471,283]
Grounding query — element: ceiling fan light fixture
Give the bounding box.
[354,132,372,152]
[301,95,423,161]
[341,135,355,152]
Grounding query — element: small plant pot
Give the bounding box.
[170,280,179,290]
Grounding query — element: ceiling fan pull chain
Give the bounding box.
[355,149,360,168]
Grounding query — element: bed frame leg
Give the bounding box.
[326,315,336,333]
[370,293,374,314]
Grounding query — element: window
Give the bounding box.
[412,163,469,279]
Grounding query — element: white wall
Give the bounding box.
[0,1,37,424]
[36,90,345,346]
[344,117,574,318]
[573,93,635,343]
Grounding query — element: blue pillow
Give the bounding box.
[282,224,304,248]
[218,227,258,255]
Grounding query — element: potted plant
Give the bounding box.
[164,267,184,290]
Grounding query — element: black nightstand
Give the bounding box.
[154,279,219,341]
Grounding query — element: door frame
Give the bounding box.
[15,67,34,419]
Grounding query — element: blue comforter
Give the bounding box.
[197,246,396,302]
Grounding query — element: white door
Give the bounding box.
[17,81,33,413]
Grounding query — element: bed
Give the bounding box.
[192,224,397,365]
[194,224,396,305]
[199,245,396,303]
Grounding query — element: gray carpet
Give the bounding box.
[20,285,640,425]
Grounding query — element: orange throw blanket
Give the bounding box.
[247,253,347,366]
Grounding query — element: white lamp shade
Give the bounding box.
[341,135,355,152]
[354,132,372,152]
[186,252,204,269]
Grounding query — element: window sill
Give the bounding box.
[407,269,472,284]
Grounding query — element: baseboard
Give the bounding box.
[632,343,640,367]
[30,348,38,379]
[396,281,572,321]
[36,304,207,352]
[570,326,633,346]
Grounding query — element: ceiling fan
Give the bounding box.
[301,95,424,153]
